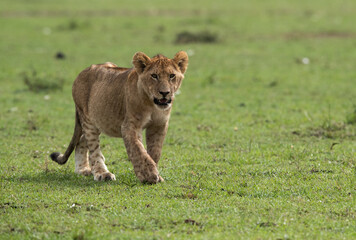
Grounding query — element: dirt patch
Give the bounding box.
[304,121,356,140]
[0,202,25,209]
[258,222,277,227]
[308,123,354,139]
[184,218,200,226]
[175,31,218,44]
[57,20,91,31]
[310,168,333,174]
[55,52,66,59]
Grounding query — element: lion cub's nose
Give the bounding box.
[159,91,170,98]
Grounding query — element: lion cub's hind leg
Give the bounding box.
[74,134,92,176]
[82,121,116,181]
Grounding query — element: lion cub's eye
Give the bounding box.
[151,74,158,79]
[169,74,176,79]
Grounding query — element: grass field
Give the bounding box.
[1,0,355,239]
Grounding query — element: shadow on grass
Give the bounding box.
[3,170,139,188]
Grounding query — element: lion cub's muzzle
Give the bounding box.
[154,97,172,106]
[154,91,172,107]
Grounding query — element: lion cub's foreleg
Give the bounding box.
[146,124,168,182]
[122,123,161,184]
[81,121,116,181]
[74,134,91,176]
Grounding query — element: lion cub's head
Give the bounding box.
[132,51,188,110]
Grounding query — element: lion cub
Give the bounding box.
[50,51,188,183]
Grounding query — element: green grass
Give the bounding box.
[1,0,355,239]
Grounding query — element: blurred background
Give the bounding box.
[1,0,355,142]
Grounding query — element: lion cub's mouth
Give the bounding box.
[154,98,172,106]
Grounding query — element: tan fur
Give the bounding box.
[50,51,188,183]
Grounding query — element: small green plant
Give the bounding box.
[23,69,64,93]
[346,106,356,125]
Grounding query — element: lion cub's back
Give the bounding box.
[72,62,131,115]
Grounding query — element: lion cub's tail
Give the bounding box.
[50,110,82,165]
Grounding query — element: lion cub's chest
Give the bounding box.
[94,109,170,138]
[141,110,171,131]
[152,109,170,123]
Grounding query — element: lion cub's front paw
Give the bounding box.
[94,172,116,181]
[158,175,164,182]
[136,169,160,184]
[76,168,92,176]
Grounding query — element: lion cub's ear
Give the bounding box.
[173,51,189,74]
[132,52,151,74]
